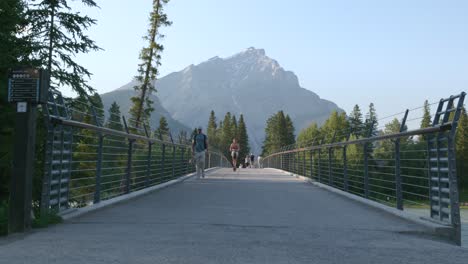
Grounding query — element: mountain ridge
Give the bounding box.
[105,47,343,153]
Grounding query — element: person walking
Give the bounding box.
[257,155,262,169]
[192,127,208,179]
[229,138,240,171]
[250,153,255,168]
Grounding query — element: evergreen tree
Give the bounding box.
[237,114,250,159]
[421,100,432,128]
[156,116,170,139]
[105,102,123,131]
[285,115,296,145]
[27,0,100,96]
[231,115,238,139]
[365,103,378,137]
[262,111,296,156]
[130,0,172,128]
[221,112,233,157]
[0,0,28,202]
[349,105,364,137]
[207,110,218,149]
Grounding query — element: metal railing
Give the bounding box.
[263,92,466,245]
[40,90,229,216]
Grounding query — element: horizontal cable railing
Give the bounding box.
[41,90,229,216]
[263,92,466,245]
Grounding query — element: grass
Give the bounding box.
[32,210,63,229]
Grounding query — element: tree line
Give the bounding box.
[204,111,250,163]
[0,0,172,233]
[272,101,468,201]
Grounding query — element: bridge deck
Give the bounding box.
[1,168,467,264]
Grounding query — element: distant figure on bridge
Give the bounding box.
[229,138,240,171]
[250,153,255,168]
[192,126,208,179]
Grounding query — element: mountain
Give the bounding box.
[100,88,190,137]
[108,47,342,153]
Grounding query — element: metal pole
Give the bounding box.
[364,143,369,199]
[94,135,104,203]
[395,109,408,210]
[122,117,132,194]
[8,103,37,233]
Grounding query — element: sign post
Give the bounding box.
[7,68,49,233]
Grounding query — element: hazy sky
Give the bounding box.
[71,0,467,121]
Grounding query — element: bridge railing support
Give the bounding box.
[262,92,466,245]
[38,90,229,224]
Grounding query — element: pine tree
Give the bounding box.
[207,110,218,149]
[156,116,170,140]
[105,102,123,131]
[237,114,250,159]
[365,103,378,137]
[349,105,364,138]
[27,0,100,97]
[0,0,29,202]
[285,115,296,145]
[262,111,296,155]
[231,115,238,139]
[421,100,432,129]
[221,112,233,157]
[130,0,172,128]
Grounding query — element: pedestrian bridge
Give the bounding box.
[2,168,468,264]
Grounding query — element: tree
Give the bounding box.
[207,110,218,149]
[221,112,233,157]
[285,115,296,145]
[421,100,432,129]
[349,105,364,138]
[297,123,321,147]
[262,111,296,156]
[237,114,250,159]
[231,115,238,139]
[156,116,170,139]
[320,111,349,143]
[105,102,123,131]
[0,0,28,202]
[130,0,171,128]
[27,0,100,97]
[365,103,378,137]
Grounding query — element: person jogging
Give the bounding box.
[229,138,240,171]
[192,127,208,179]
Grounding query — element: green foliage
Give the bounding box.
[320,111,349,143]
[32,210,63,229]
[456,107,468,198]
[27,0,100,97]
[237,114,250,159]
[262,111,296,156]
[421,100,432,129]
[349,104,364,137]
[156,116,170,139]
[297,123,321,146]
[0,0,28,203]
[365,103,378,137]
[207,110,218,147]
[130,0,172,128]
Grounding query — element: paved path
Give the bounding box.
[1,168,468,264]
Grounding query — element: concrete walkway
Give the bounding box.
[1,168,468,264]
